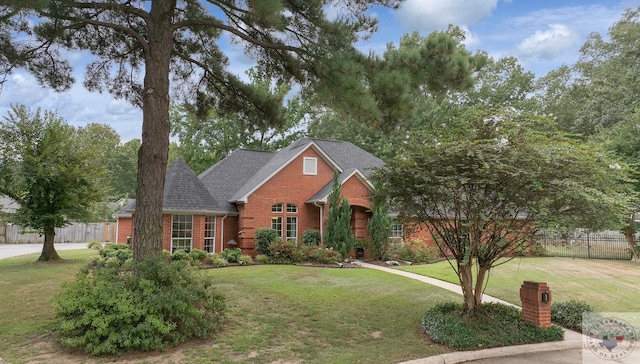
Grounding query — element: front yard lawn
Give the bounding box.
[0,249,460,363]
[398,257,640,312]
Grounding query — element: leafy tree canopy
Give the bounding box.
[375,106,635,311]
[0,105,107,261]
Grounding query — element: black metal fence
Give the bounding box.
[536,230,635,261]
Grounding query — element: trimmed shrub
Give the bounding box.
[93,244,133,268]
[206,253,228,267]
[255,228,279,255]
[55,257,226,355]
[255,254,270,264]
[306,247,342,264]
[222,248,242,263]
[189,249,208,265]
[551,300,594,333]
[301,229,321,246]
[238,254,253,265]
[171,249,190,262]
[268,239,304,264]
[422,302,563,350]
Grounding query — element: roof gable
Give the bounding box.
[230,138,383,203]
[307,168,374,203]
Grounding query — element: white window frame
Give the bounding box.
[286,216,298,241]
[271,216,283,237]
[390,223,404,241]
[303,157,317,175]
[204,216,216,253]
[272,203,283,213]
[171,214,193,253]
[287,203,298,213]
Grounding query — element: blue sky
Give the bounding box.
[1,0,639,142]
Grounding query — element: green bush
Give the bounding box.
[206,253,228,267]
[255,254,270,264]
[388,239,439,263]
[301,229,321,246]
[238,254,253,265]
[171,249,190,262]
[87,241,103,250]
[55,257,226,355]
[306,247,342,264]
[422,302,563,350]
[255,228,279,255]
[189,249,208,264]
[551,300,594,333]
[222,248,242,263]
[268,239,304,264]
[93,243,133,268]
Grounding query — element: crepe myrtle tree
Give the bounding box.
[0,0,485,262]
[375,106,634,312]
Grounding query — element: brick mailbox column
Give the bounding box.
[520,281,552,328]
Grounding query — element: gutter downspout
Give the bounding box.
[220,214,227,253]
[313,202,324,244]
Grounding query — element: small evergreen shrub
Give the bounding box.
[206,253,228,267]
[255,254,270,264]
[171,249,190,262]
[87,241,103,250]
[238,254,253,265]
[301,229,321,246]
[94,244,133,268]
[222,248,242,263]
[55,257,226,356]
[422,302,563,350]
[189,249,208,265]
[551,300,594,333]
[531,243,548,256]
[255,228,279,255]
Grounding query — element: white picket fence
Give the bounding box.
[0,222,115,244]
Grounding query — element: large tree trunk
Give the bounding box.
[38,226,60,261]
[133,1,175,263]
[622,221,640,262]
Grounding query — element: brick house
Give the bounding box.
[114,138,391,255]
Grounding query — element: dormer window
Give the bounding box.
[303,157,317,175]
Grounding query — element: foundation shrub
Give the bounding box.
[222,248,242,263]
[255,228,279,255]
[389,238,439,263]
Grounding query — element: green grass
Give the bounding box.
[0,250,461,363]
[398,257,640,312]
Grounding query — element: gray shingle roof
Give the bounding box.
[115,157,222,215]
[199,149,276,213]
[163,157,222,213]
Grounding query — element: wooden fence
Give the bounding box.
[0,222,116,244]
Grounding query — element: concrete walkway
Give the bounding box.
[359,262,584,364]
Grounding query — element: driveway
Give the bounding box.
[0,243,89,259]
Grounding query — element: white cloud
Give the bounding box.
[396,0,500,31]
[516,23,581,60]
[0,73,50,107]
